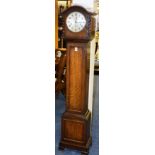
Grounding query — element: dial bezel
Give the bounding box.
[66,11,86,33]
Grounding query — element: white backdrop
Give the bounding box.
[0,0,54,155]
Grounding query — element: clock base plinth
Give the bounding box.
[59,136,91,155]
[59,111,92,154]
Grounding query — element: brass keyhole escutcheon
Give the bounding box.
[74,47,78,52]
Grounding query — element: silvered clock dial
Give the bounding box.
[66,11,86,32]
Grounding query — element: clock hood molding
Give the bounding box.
[62,5,97,16]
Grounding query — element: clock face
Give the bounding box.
[66,12,86,32]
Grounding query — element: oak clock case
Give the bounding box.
[59,6,95,155]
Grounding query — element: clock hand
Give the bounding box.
[75,17,77,24]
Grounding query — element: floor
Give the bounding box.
[55,75,99,155]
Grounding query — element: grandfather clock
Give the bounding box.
[59,6,95,155]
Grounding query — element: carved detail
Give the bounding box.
[55,48,67,95]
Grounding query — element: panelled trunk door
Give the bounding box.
[66,43,90,113]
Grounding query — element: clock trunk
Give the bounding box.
[66,42,90,114]
[59,42,92,155]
